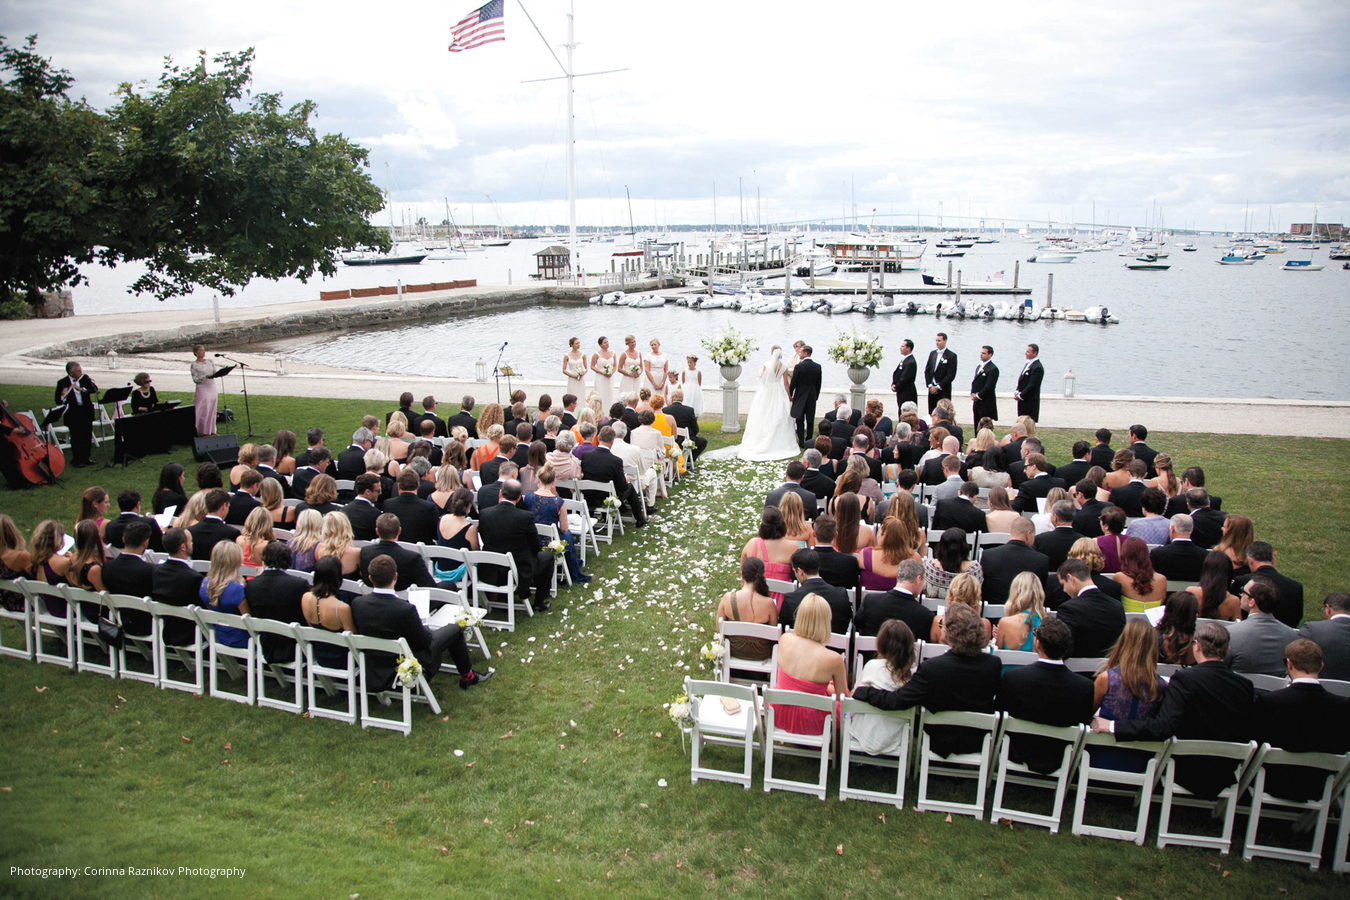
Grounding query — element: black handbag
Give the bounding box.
[98,605,124,649]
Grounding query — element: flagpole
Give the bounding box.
[566,1,577,283]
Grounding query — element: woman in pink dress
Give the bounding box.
[771,594,848,735]
[190,345,218,436]
[739,507,798,606]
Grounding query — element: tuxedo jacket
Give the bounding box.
[335,446,368,483]
[1056,460,1092,490]
[358,540,434,591]
[924,349,957,393]
[350,591,433,691]
[255,465,289,499]
[1232,567,1304,630]
[420,413,448,439]
[823,407,862,427]
[579,447,628,508]
[856,588,934,640]
[1149,539,1208,583]
[788,358,822,419]
[932,497,987,534]
[1298,617,1350,681]
[891,354,918,406]
[1044,572,1122,611]
[188,517,240,561]
[225,490,261,526]
[853,650,1001,757]
[1189,507,1227,550]
[918,454,955,487]
[382,493,441,545]
[970,361,999,420]
[1033,526,1084,571]
[800,469,836,500]
[996,661,1095,774]
[780,577,852,636]
[620,408,641,437]
[341,498,381,541]
[1000,437,1027,472]
[978,541,1049,605]
[104,512,164,553]
[1088,444,1114,471]
[244,569,309,661]
[151,558,205,645]
[290,465,321,499]
[447,411,479,439]
[1055,587,1126,658]
[1108,481,1148,518]
[54,374,98,422]
[663,402,699,439]
[479,455,506,488]
[1226,614,1299,677]
[1254,683,1350,801]
[813,546,861,590]
[766,483,819,520]
[1165,492,1222,518]
[1072,499,1113,538]
[476,481,503,515]
[1006,455,1052,488]
[477,502,545,590]
[102,553,155,634]
[1014,360,1044,419]
[1129,442,1159,479]
[1012,474,1065,513]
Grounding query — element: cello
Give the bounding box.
[0,400,65,486]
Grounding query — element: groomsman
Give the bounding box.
[1015,344,1044,422]
[923,333,957,415]
[890,339,917,409]
[969,345,999,426]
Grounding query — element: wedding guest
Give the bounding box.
[1185,551,1241,621]
[200,541,249,648]
[849,619,917,755]
[714,558,779,661]
[770,594,849,735]
[288,509,322,572]
[152,462,188,516]
[1156,592,1198,665]
[273,429,298,476]
[314,512,361,578]
[996,572,1047,652]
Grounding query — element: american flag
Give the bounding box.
[449,0,505,52]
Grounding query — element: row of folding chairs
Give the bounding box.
[683,676,1350,870]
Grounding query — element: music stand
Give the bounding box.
[496,365,519,404]
[99,386,141,468]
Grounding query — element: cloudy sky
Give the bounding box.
[9,0,1349,233]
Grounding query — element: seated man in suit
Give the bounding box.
[1148,514,1208,582]
[1033,501,1085,571]
[917,434,960,487]
[101,521,156,634]
[1012,453,1065,513]
[996,616,1096,774]
[1227,578,1300,676]
[225,469,263,526]
[999,421,1028,470]
[1093,621,1255,799]
[419,395,448,438]
[1183,488,1226,549]
[293,427,324,468]
[930,454,966,503]
[478,434,518,488]
[845,433,884,484]
[244,540,310,662]
[477,460,516,513]
[930,405,963,448]
[357,514,435,591]
[821,394,861,430]
[1007,438,1055,489]
[766,461,819,521]
[478,480,555,611]
[188,490,240,560]
[1164,466,1223,518]
[447,396,479,439]
[381,469,440,545]
[853,604,1002,757]
[336,427,375,483]
[857,558,937,642]
[979,518,1049,605]
[663,390,706,460]
[1053,558,1125,658]
[341,473,384,541]
[1055,441,1093,490]
[799,449,836,500]
[779,548,851,636]
[559,394,579,430]
[1088,428,1114,471]
[351,554,491,690]
[1232,541,1304,630]
[104,488,164,552]
[1108,459,1150,518]
[1298,591,1350,681]
[290,446,329,500]
[1253,639,1350,801]
[1044,538,1124,610]
[1071,479,1114,538]
[579,427,647,528]
[1127,424,1158,479]
[809,514,861,590]
[933,481,987,534]
[255,444,290,499]
[151,526,204,646]
[386,391,419,431]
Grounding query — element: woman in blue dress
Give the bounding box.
[199,541,249,648]
[995,571,1046,651]
[521,465,589,584]
[1089,619,1167,772]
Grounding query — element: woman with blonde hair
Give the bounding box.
[778,491,813,544]
[428,464,463,514]
[1090,618,1167,771]
[384,413,411,461]
[571,407,599,445]
[172,490,209,529]
[476,402,505,435]
[370,442,400,480]
[230,443,258,491]
[939,573,991,643]
[199,541,249,648]
[314,512,360,578]
[967,427,997,458]
[771,593,849,734]
[849,619,916,754]
[470,423,504,471]
[287,509,323,572]
[996,572,1046,651]
[258,477,297,528]
[1099,449,1135,495]
[1147,453,1179,498]
[1214,514,1254,576]
[844,453,883,511]
[235,506,275,569]
[984,487,1020,534]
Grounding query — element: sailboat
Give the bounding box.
[343,165,427,266]
[1283,210,1325,270]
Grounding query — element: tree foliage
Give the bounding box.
[0,36,390,302]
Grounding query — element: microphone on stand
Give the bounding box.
[215,353,224,357]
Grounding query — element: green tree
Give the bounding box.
[0,36,390,304]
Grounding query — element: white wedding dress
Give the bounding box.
[739,349,801,461]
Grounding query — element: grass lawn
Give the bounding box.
[1,383,1347,898]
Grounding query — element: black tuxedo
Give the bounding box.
[151,557,204,645]
[255,464,289,499]
[579,446,646,525]
[788,357,823,446]
[358,539,434,592]
[420,412,448,439]
[1056,459,1092,489]
[823,407,862,428]
[1254,683,1350,800]
[1034,525,1084,571]
[800,468,836,500]
[1001,436,1027,472]
[853,650,1002,757]
[827,434,851,461]
[560,411,577,429]
[104,511,163,553]
[923,348,957,414]
[54,372,98,465]
[891,353,918,407]
[969,360,999,425]
[1055,587,1126,658]
[1014,359,1044,422]
[244,568,309,661]
[918,454,953,487]
[387,405,420,433]
[188,517,240,561]
[766,483,819,520]
[619,408,641,438]
[1072,499,1114,538]
[290,465,321,499]
[932,497,987,534]
[935,421,964,448]
[382,493,441,545]
[997,661,1095,773]
[1165,492,1222,518]
[102,553,156,634]
[478,501,554,599]
[1012,474,1065,514]
[341,497,381,541]
[476,480,503,515]
[663,402,705,458]
[479,455,506,488]
[447,411,478,439]
[1129,441,1158,479]
[857,587,934,641]
[502,417,528,441]
[1088,444,1114,471]
[813,545,861,590]
[1233,566,1305,630]
[979,540,1049,604]
[1108,481,1148,519]
[335,445,368,483]
[1149,539,1208,583]
[850,452,884,485]
[1044,572,1123,611]
[350,590,471,690]
[1114,660,1255,798]
[780,577,852,635]
[225,490,261,526]
[1189,507,1227,550]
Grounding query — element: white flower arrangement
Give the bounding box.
[394,654,423,688]
[699,325,756,367]
[699,640,726,678]
[567,360,587,378]
[455,609,483,629]
[625,359,642,377]
[827,327,885,369]
[602,495,622,513]
[598,359,615,377]
[667,692,693,730]
[546,538,567,559]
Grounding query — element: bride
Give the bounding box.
[739,346,801,461]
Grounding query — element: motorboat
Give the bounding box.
[1217,251,1256,265]
[1027,253,1075,263]
[1126,254,1171,270]
[936,250,966,257]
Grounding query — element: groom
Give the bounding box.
[788,344,822,448]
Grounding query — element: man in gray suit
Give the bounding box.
[1298,591,1350,682]
[1227,579,1299,677]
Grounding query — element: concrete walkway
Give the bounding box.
[4,291,1348,438]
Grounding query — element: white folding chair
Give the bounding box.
[577,478,624,543]
[718,619,781,685]
[411,585,490,660]
[466,550,528,631]
[915,709,1002,820]
[93,402,117,445]
[563,497,600,564]
[1240,747,1350,870]
[675,427,695,473]
[108,593,159,686]
[349,633,441,735]
[765,578,796,597]
[192,607,257,706]
[67,586,118,679]
[763,688,836,800]
[851,634,877,680]
[272,528,295,542]
[685,677,762,790]
[1334,763,1350,874]
[839,699,914,807]
[38,407,71,451]
[1155,739,1259,854]
[0,577,34,660]
[989,719,1087,833]
[146,600,204,694]
[420,544,469,588]
[1072,733,1173,845]
[282,498,303,509]
[1165,579,1195,594]
[1240,672,1290,694]
[1065,657,1109,675]
[1321,679,1350,698]
[976,532,1010,559]
[294,625,358,725]
[992,648,1039,669]
[333,479,356,493]
[536,522,569,595]
[24,580,74,668]
[243,617,305,714]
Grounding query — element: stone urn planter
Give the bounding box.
[846,366,869,412]
[719,364,743,432]
[847,366,870,385]
[719,364,743,383]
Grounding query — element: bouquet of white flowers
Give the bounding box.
[625,359,642,377]
[699,325,756,367]
[598,359,615,377]
[667,692,693,731]
[827,327,885,369]
[567,359,587,378]
[546,538,567,559]
[602,495,622,513]
[454,608,483,629]
[394,654,423,688]
[700,640,726,678]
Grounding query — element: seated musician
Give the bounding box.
[130,372,159,415]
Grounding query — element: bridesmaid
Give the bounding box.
[644,338,670,394]
[590,336,617,411]
[617,335,643,398]
[563,336,589,398]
